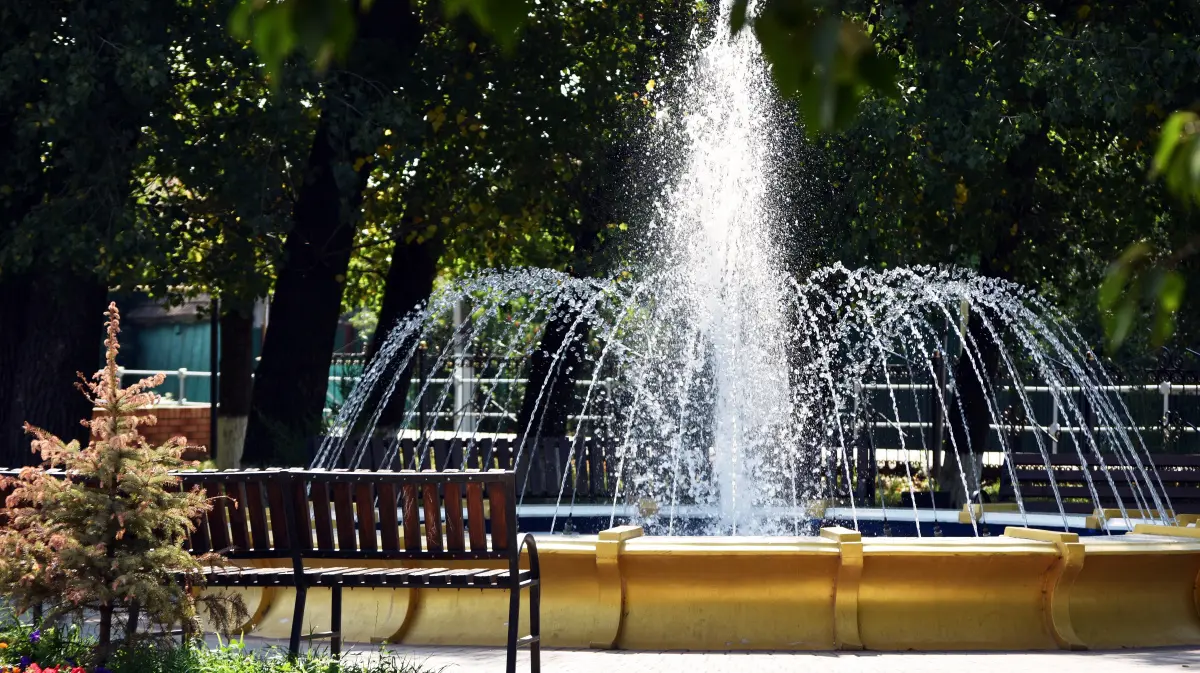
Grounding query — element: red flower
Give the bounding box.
[70,667,85,673]
[27,664,42,673]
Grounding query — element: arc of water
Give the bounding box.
[515,279,618,503]
[939,302,1030,528]
[971,287,1144,529]
[791,276,860,530]
[316,309,427,468]
[961,299,1071,532]
[549,285,646,533]
[861,305,923,536]
[981,289,1142,529]
[1050,316,1172,523]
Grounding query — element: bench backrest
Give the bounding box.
[997,452,1200,510]
[317,436,614,501]
[179,469,519,561]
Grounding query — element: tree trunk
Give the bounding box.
[97,602,113,654]
[0,275,31,465]
[360,237,441,437]
[516,310,588,442]
[938,304,1003,507]
[242,119,359,466]
[216,308,254,469]
[243,0,421,467]
[0,273,106,467]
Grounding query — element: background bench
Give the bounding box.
[997,452,1200,514]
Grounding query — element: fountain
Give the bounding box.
[235,0,1200,652]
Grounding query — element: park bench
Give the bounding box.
[997,452,1200,515]
[0,467,541,673]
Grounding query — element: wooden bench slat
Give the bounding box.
[332,481,357,552]
[191,504,212,554]
[355,482,377,552]
[292,480,313,550]
[466,482,487,552]
[488,480,509,552]
[265,480,290,550]
[401,483,421,551]
[377,482,401,551]
[423,483,444,552]
[205,481,232,551]
[444,481,465,552]
[400,439,417,471]
[227,480,250,552]
[494,439,512,471]
[244,480,271,551]
[432,440,450,472]
[471,568,510,586]
[310,481,335,550]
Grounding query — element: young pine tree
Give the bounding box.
[0,303,242,658]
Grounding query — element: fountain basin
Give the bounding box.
[209,524,1200,651]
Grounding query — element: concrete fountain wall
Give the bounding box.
[211,524,1200,651]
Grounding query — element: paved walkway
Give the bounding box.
[228,638,1200,672]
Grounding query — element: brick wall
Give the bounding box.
[91,405,211,462]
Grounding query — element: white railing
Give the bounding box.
[116,368,608,411]
[119,367,1199,444]
[116,368,210,405]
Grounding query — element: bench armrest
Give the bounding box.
[518,533,540,579]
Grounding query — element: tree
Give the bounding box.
[242,0,424,466]
[140,1,317,467]
[335,0,694,448]
[0,304,241,660]
[0,0,188,467]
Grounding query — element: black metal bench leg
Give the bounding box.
[506,585,520,673]
[529,581,541,673]
[330,586,342,658]
[290,586,307,657]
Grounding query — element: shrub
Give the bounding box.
[0,303,243,660]
[0,623,437,673]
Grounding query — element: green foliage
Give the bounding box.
[732,0,897,134]
[0,619,92,668]
[139,1,317,312]
[1153,110,1200,207]
[0,0,183,284]
[1100,240,1192,352]
[443,0,531,50]
[1100,111,1200,353]
[0,304,243,656]
[230,0,357,85]
[106,639,435,673]
[0,625,435,673]
[817,1,1200,357]
[227,0,894,138]
[229,0,532,85]
[343,0,695,313]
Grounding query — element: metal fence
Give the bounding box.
[122,353,1200,457]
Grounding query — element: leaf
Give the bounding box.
[1151,270,1185,346]
[1152,111,1195,176]
[443,0,532,51]
[752,1,895,136]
